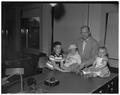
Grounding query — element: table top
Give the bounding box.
[7,69,118,93]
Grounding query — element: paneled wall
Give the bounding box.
[2,4,20,53]
[89,4,118,68]
[2,3,52,55]
[54,4,88,51]
[89,4,102,42]
[53,3,118,67]
[42,4,52,55]
[19,3,52,55]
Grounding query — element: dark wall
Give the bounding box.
[2,3,19,55]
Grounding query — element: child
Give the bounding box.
[46,41,64,70]
[60,44,82,73]
[64,44,81,66]
[37,53,48,73]
[82,47,110,77]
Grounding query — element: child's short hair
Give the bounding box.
[99,47,107,51]
[98,47,108,56]
[51,41,63,54]
[52,41,62,48]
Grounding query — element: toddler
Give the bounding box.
[82,47,110,77]
[60,44,82,72]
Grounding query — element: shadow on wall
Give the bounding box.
[54,3,65,21]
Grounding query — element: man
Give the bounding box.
[76,26,99,68]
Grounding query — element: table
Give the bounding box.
[6,69,118,93]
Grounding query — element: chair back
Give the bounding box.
[6,68,24,75]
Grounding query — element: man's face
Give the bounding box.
[80,27,90,40]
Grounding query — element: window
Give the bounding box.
[20,17,40,49]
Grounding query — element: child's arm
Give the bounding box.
[92,56,98,66]
[93,57,108,71]
[46,55,56,69]
[54,61,71,72]
[46,61,55,70]
[99,57,108,68]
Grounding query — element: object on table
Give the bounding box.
[44,77,60,87]
[27,77,37,91]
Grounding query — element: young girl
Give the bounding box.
[46,41,64,70]
[82,47,110,77]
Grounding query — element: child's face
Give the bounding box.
[98,49,106,57]
[54,45,62,54]
[69,48,76,55]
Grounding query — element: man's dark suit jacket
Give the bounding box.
[76,36,99,67]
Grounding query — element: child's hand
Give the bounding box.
[46,61,55,70]
[80,63,85,70]
[63,54,67,59]
[60,61,64,68]
[89,67,95,71]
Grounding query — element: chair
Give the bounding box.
[37,53,48,70]
[5,68,24,92]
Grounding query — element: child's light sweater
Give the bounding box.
[64,52,81,67]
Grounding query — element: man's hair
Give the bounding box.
[81,25,90,32]
[80,25,91,36]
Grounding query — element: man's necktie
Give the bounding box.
[82,41,87,54]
